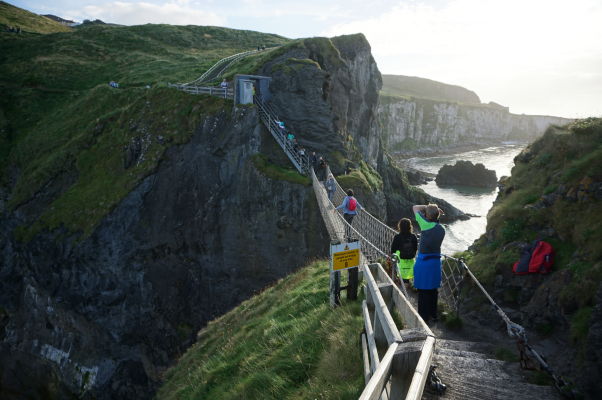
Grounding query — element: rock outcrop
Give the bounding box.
[436,160,497,189]
[465,120,602,398]
[378,94,573,153]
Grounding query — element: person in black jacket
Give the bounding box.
[390,218,418,287]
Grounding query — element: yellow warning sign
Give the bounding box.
[332,242,360,271]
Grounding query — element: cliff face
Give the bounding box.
[0,107,328,399]
[256,35,464,223]
[378,95,572,152]
[259,34,382,168]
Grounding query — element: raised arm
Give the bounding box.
[412,205,427,214]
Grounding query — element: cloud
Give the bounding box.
[81,1,225,25]
[322,0,602,117]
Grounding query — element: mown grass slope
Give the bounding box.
[0,1,71,33]
[156,260,365,400]
[0,7,290,238]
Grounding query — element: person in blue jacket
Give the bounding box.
[335,189,362,240]
[412,203,445,323]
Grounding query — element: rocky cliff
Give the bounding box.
[378,93,573,153]
[256,35,465,224]
[0,30,465,399]
[0,105,330,399]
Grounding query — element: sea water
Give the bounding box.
[405,144,526,255]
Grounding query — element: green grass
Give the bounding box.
[469,119,602,285]
[0,23,289,91]
[337,161,383,194]
[156,260,365,400]
[0,1,71,34]
[0,19,291,238]
[252,154,310,186]
[9,86,229,240]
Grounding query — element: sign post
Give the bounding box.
[330,241,360,307]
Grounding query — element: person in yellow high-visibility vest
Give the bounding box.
[390,218,418,286]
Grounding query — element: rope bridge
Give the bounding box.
[310,161,572,398]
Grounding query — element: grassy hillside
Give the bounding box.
[0,23,288,90]
[156,260,365,400]
[381,74,481,105]
[0,10,290,238]
[466,117,602,348]
[0,1,71,34]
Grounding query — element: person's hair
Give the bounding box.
[426,204,440,221]
[397,218,413,234]
[347,189,354,196]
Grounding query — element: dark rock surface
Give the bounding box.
[436,160,497,189]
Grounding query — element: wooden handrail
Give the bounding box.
[360,263,435,400]
[359,343,398,400]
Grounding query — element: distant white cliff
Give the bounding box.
[378,94,572,152]
[377,75,573,153]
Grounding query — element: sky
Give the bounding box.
[9,0,602,118]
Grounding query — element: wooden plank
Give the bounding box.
[376,263,391,283]
[389,337,425,399]
[358,343,398,400]
[362,300,380,374]
[361,333,372,384]
[405,336,435,400]
[364,266,402,345]
[392,285,432,334]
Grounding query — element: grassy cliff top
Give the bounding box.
[0,8,289,238]
[0,22,289,90]
[380,74,481,105]
[0,1,71,33]
[156,260,364,400]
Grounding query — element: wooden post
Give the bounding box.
[388,329,428,399]
[330,243,340,307]
[348,267,358,300]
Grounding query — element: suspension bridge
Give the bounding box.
[171,51,572,400]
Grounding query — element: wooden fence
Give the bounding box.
[359,263,435,400]
[167,83,233,99]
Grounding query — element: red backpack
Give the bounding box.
[513,240,554,275]
[348,197,357,211]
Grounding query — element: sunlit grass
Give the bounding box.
[156,260,365,400]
